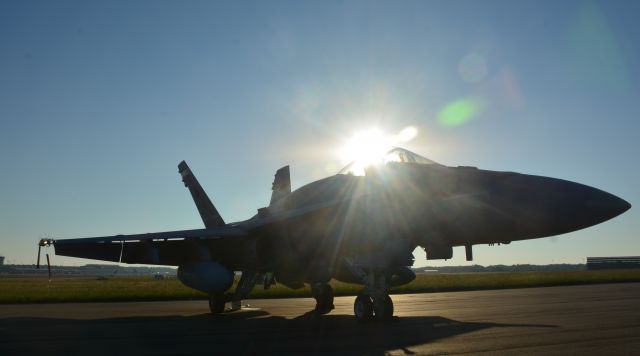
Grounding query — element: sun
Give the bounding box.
[338,128,393,165]
[337,126,418,167]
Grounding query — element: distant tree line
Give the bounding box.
[412,264,585,273]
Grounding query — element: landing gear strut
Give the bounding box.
[226,270,264,312]
[207,271,271,316]
[311,283,335,314]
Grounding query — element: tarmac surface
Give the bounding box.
[1,283,639,355]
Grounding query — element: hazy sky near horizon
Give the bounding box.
[1,0,638,267]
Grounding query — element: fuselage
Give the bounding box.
[44,149,631,296]
[237,161,630,286]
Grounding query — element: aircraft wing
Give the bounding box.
[40,226,249,266]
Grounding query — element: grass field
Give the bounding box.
[1,269,640,304]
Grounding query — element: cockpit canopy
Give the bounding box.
[339,147,442,176]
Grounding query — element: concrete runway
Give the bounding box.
[1,283,639,355]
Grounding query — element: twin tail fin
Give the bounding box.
[178,161,225,228]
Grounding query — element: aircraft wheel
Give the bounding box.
[354,293,374,322]
[373,295,394,320]
[314,284,335,314]
[208,292,226,315]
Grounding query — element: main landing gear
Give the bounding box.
[344,257,395,322]
[311,283,335,314]
[354,292,393,322]
[208,270,268,316]
[208,292,226,315]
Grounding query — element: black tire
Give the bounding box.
[354,293,374,322]
[314,283,335,314]
[324,284,334,305]
[208,292,226,315]
[383,295,394,319]
[373,295,394,320]
[321,284,335,310]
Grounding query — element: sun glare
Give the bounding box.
[338,126,419,168]
[338,128,392,165]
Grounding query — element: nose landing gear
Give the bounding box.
[311,282,335,314]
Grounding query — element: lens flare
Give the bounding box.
[398,126,418,142]
[438,98,484,127]
[458,53,488,83]
[565,0,629,89]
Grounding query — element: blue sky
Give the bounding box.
[1,0,638,266]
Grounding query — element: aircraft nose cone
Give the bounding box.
[542,178,630,234]
[497,174,631,239]
[584,189,631,224]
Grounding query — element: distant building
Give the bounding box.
[587,256,640,270]
[0,256,4,265]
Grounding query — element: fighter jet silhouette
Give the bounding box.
[38,147,630,321]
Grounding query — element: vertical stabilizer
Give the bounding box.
[270,166,291,205]
[178,161,225,228]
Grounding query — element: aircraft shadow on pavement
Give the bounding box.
[1,310,557,355]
